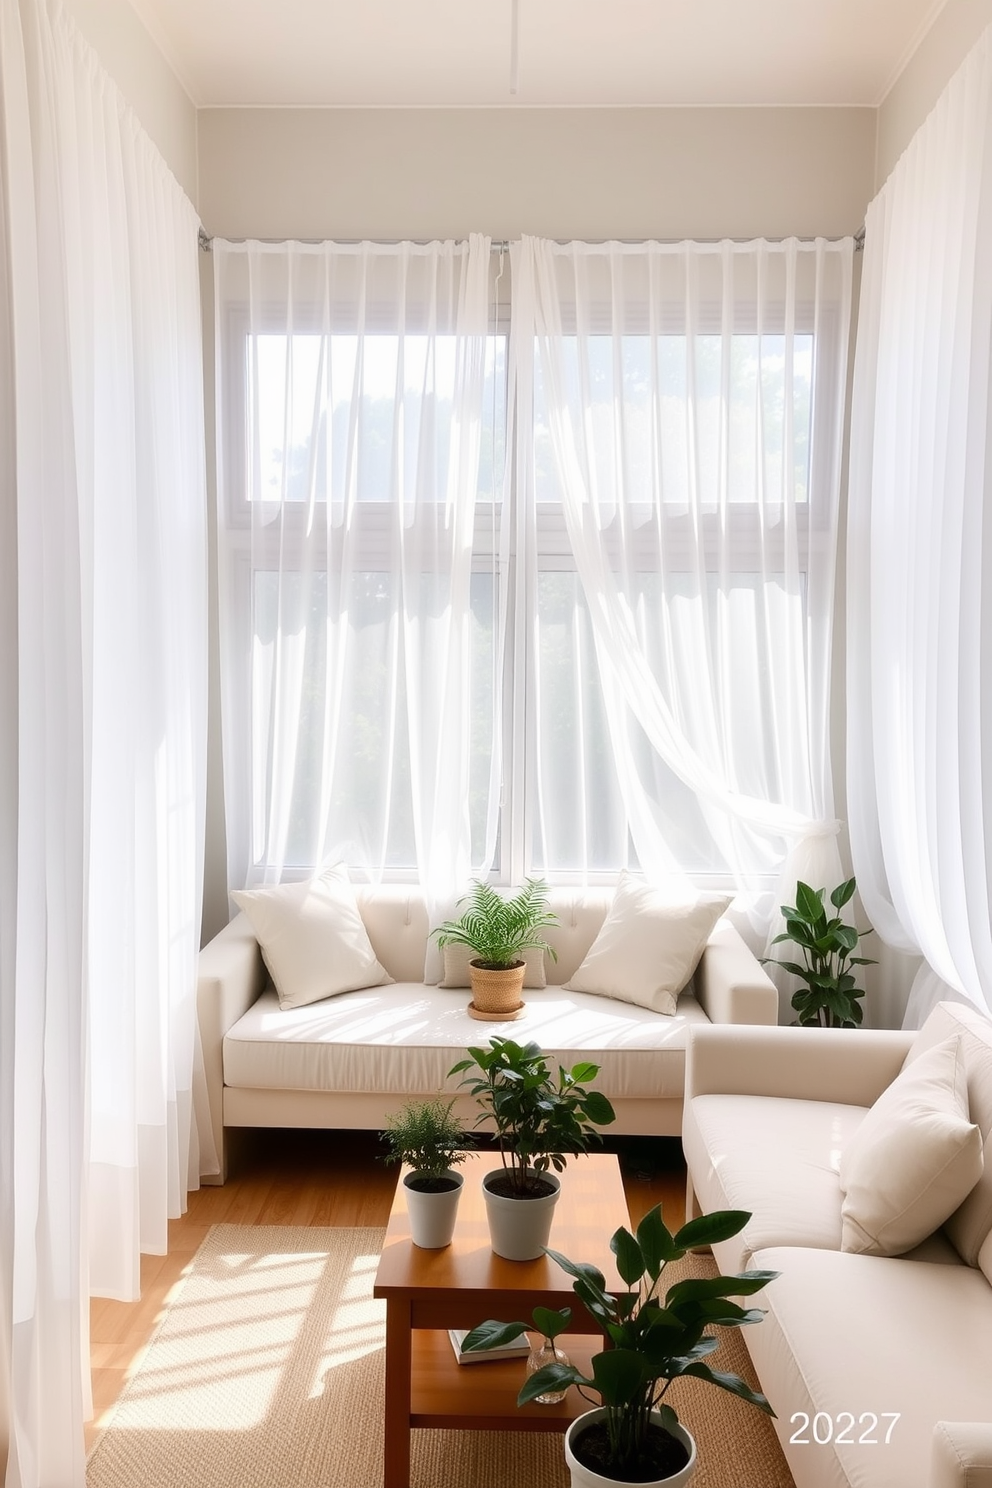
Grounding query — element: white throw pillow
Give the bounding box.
[438,942,547,990]
[839,1034,984,1257]
[563,873,732,1015]
[232,867,393,1010]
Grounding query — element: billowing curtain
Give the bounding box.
[511,236,853,942]
[848,26,992,1026]
[0,0,208,1480]
[214,238,495,967]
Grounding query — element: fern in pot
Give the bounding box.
[380,1097,470,1249]
[433,878,559,1019]
[461,1203,777,1487]
[449,1037,615,1260]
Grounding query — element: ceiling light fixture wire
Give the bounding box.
[509,0,519,95]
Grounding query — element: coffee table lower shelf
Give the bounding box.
[409,1329,600,1431]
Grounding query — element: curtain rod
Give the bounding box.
[198,227,865,254]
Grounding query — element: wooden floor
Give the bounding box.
[86,1128,687,1452]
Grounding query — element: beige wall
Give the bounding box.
[64,0,198,205]
[198,106,875,242]
[876,0,992,189]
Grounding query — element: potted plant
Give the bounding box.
[380,1097,471,1248]
[461,1204,777,1487]
[433,878,559,1019]
[762,877,876,1028]
[449,1036,615,1260]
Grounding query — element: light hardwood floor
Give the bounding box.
[86,1129,687,1452]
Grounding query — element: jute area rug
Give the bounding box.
[86,1224,796,1488]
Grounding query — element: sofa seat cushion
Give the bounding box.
[684,1093,872,1271]
[744,1245,992,1488]
[223,983,711,1101]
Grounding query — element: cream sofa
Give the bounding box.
[683,1000,992,1488]
[197,885,778,1182]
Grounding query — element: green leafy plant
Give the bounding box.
[762,878,876,1028]
[433,878,559,971]
[449,1037,615,1198]
[380,1098,470,1192]
[462,1205,776,1483]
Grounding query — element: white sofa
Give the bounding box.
[683,1000,992,1488]
[197,885,778,1182]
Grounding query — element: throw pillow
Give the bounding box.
[839,1034,984,1256]
[438,942,547,990]
[232,866,393,1010]
[563,872,732,1015]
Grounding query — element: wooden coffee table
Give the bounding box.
[373,1150,628,1488]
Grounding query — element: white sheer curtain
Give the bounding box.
[0,0,208,1480]
[848,26,992,1026]
[214,238,495,965]
[512,236,853,935]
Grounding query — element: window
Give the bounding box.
[215,236,853,894]
[215,239,505,887]
[519,286,832,878]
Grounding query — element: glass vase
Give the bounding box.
[525,1338,571,1404]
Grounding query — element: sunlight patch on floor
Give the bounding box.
[116,1245,330,1429]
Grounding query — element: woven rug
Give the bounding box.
[86,1224,795,1488]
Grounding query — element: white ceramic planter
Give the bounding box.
[482,1167,561,1260]
[564,1409,696,1488]
[404,1169,464,1248]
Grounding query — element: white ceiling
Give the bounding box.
[127,0,945,110]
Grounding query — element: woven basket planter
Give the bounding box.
[469,960,526,1018]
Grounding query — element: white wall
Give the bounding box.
[64,0,198,205]
[876,0,992,189]
[198,105,875,242]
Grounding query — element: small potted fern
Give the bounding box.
[433,878,559,1019]
[380,1097,470,1248]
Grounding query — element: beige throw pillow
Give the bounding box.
[438,942,547,990]
[839,1034,984,1256]
[232,866,393,1010]
[563,873,731,1015]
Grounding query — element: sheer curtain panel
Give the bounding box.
[0,1,208,1481]
[848,26,992,1024]
[214,238,496,954]
[512,237,853,937]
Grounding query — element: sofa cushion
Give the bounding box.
[904,1002,992,1266]
[231,868,393,1010]
[354,886,432,984]
[839,1034,983,1257]
[223,983,711,1101]
[682,1092,867,1272]
[744,1245,992,1488]
[564,873,732,1015]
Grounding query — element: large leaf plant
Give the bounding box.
[449,1037,615,1197]
[462,1204,776,1481]
[762,878,876,1028]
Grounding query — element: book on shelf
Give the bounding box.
[448,1329,531,1365]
